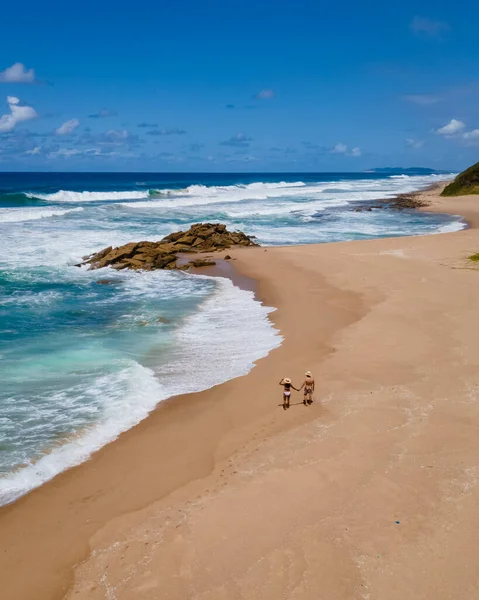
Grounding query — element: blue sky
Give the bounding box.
[0,0,478,172]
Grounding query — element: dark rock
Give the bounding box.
[91,246,112,261]
[187,259,216,268]
[96,279,121,285]
[124,258,148,269]
[156,316,171,324]
[388,195,428,210]
[176,234,196,245]
[153,253,177,269]
[160,230,185,243]
[224,255,232,260]
[354,195,428,213]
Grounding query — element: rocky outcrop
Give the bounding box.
[353,193,429,212]
[80,223,257,271]
[159,223,256,252]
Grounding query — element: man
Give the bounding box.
[298,371,315,405]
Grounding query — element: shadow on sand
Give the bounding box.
[278,400,314,410]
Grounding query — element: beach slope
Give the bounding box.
[2,185,479,600]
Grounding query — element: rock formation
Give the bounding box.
[80,223,258,271]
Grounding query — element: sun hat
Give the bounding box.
[283,377,291,384]
[305,371,312,376]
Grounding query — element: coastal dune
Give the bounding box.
[2,185,479,599]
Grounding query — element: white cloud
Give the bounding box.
[0,63,35,83]
[332,143,361,157]
[406,138,424,149]
[55,119,80,136]
[0,96,37,133]
[332,142,348,154]
[25,146,41,155]
[433,120,479,144]
[462,129,479,140]
[436,119,465,135]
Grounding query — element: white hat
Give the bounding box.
[283,377,291,384]
[305,371,312,377]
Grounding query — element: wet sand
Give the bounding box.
[2,184,479,600]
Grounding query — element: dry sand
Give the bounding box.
[1,184,479,600]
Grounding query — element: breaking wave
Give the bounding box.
[27,190,151,203]
[0,206,83,223]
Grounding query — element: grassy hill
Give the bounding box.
[441,161,479,196]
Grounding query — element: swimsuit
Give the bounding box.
[283,383,291,396]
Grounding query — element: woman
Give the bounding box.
[299,371,315,405]
[279,377,298,410]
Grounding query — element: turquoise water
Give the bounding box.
[0,171,462,504]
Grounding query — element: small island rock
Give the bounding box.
[80,223,258,271]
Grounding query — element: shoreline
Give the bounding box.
[3,182,479,599]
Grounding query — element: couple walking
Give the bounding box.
[279,371,314,410]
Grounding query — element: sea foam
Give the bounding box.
[0,276,280,506]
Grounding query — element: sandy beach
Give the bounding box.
[2,183,479,600]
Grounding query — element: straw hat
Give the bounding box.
[283,377,291,384]
[305,371,312,377]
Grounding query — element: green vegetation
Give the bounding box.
[469,253,479,262]
[441,161,479,196]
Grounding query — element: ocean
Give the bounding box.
[0,171,462,505]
